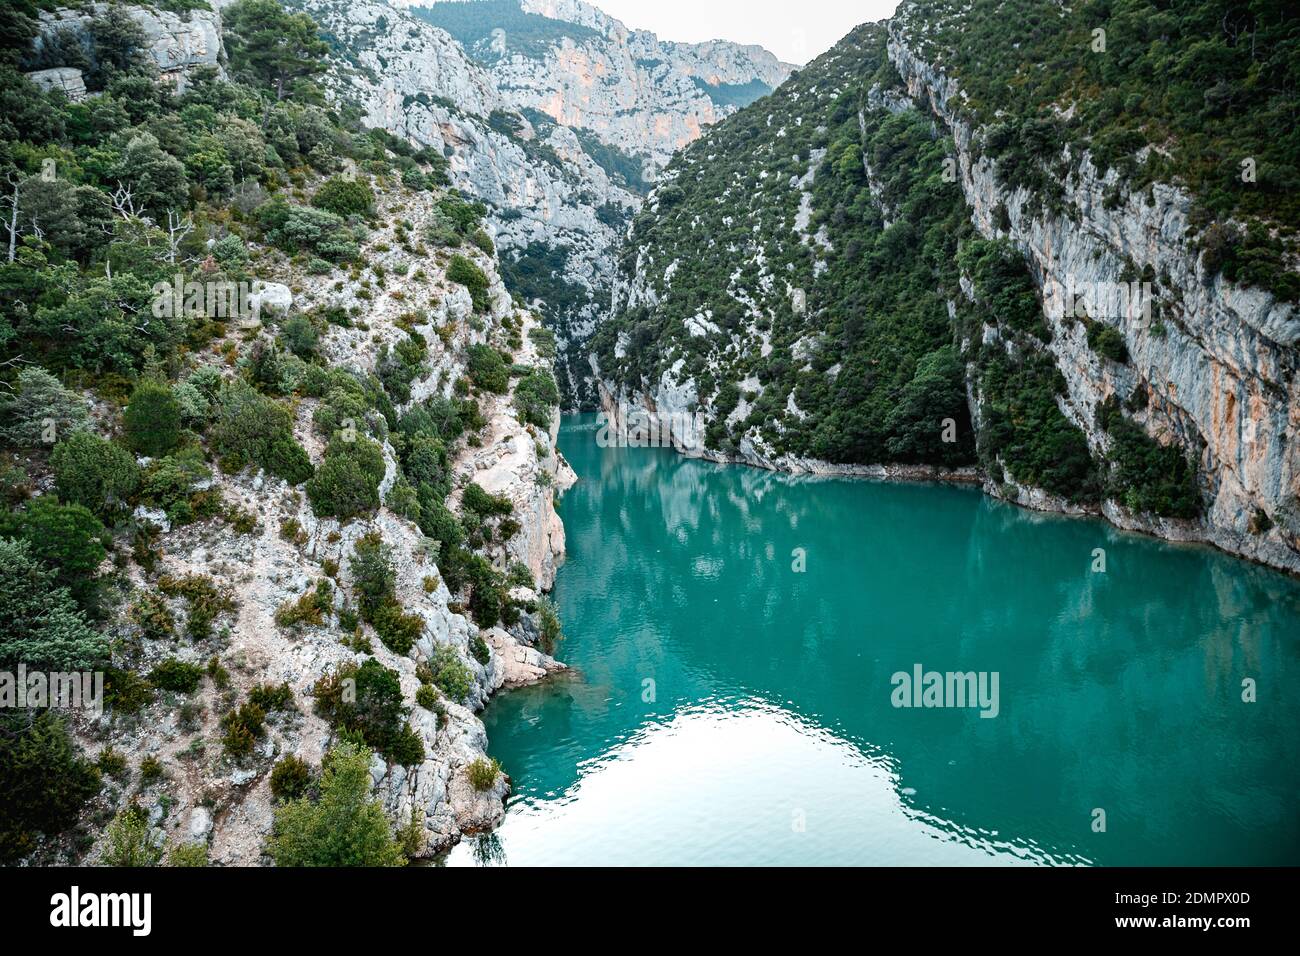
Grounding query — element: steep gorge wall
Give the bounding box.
[886,24,1300,573]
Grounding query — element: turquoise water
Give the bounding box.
[446,414,1300,866]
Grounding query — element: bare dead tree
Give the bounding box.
[110,181,141,221]
[163,210,194,265]
[3,171,20,264]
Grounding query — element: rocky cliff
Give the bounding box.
[27,2,225,98]
[69,173,573,865]
[885,12,1300,572]
[597,4,1300,575]
[275,0,789,408]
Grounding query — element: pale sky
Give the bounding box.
[594,0,901,64]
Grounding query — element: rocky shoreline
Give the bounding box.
[597,382,1300,578]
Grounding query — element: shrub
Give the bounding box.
[139,756,163,785]
[0,711,102,863]
[371,600,423,655]
[124,380,183,458]
[275,580,333,630]
[536,597,564,655]
[0,367,88,448]
[158,574,235,641]
[312,659,424,765]
[100,804,162,867]
[465,343,508,393]
[220,701,266,757]
[97,747,129,780]
[466,756,500,792]
[312,176,375,217]
[148,658,204,694]
[469,633,490,666]
[349,532,396,618]
[0,496,107,608]
[266,741,405,867]
[306,437,385,520]
[426,645,473,703]
[447,255,491,313]
[248,682,295,713]
[211,382,312,484]
[50,431,141,517]
[0,538,107,671]
[167,843,208,867]
[270,755,313,802]
[513,367,559,428]
[462,482,513,518]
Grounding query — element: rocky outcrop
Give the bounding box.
[24,66,87,101]
[284,0,790,408]
[490,0,793,169]
[34,3,225,90]
[285,0,637,407]
[886,20,1300,574]
[74,179,571,864]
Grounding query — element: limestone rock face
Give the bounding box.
[35,4,226,90]
[24,66,87,101]
[72,178,572,865]
[885,20,1300,574]
[286,0,789,407]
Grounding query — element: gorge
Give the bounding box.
[0,0,1296,870]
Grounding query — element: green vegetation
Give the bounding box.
[447,254,491,313]
[466,755,501,792]
[0,710,101,863]
[266,741,406,867]
[911,0,1300,254]
[312,659,425,766]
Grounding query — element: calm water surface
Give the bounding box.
[446,414,1300,866]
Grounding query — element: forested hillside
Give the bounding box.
[0,0,567,865]
[600,0,1299,570]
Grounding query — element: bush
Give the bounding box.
[248,682,295,713]
[270,755,314,802]
[212,382,312,484]
[220,701,266,757]
[371,600,423,655]
[266,741,405,867]
[158,574,236,641]
[100,804,162,867]
[306,437,385,520]
[0,538,107,671]
[462,482,513,518]
[536,597,564,655]
[0,496,107,608]
[0,711,102,863]
[50,431,141,517]
[312,659,423,764]
[124,380,183,458]
[426,645,473,703]
[148,658,204,694]
[0,368,89,448]
[469,633,490,666]
[349,532,396,620]
[312,176,375,217]
[466,756,500,792]
[447,255,491,313]
[274,580,333,630]
[167,843,209,867]
[465,343,508,393]
[513,367,559,428]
